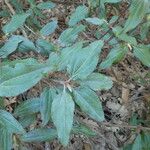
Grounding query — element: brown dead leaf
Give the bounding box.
[122,83,130,104]
[82,118,99,130]
[83,143,91,150]
[144,93,150,102]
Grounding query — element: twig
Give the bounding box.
[42,79,52,86]
[99,3,130,42]
[51,79,65,85]
[24,24,38,36]
[4,0,15,14]
[97,133,119,150]
[99,28,112,40]
[50,0,82,5]
[101,122,150,131]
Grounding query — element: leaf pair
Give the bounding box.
[14,87,99,146]
[59,40,104,80]
[0,58,54,97]
[39,82,110,146]
[49,86,104,146]
[0,35,57,57]
[112,26,150,68]
[21,124,96,143]
[0,35,36,58]
[20,88,73,146]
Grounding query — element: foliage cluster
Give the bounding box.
[0,0,150,149]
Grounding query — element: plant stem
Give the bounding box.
[102,122,150,131]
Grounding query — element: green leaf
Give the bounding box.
[113,26,137,45]
[95,23,117,46]
[0,10,10,17]
[47,52,61,70]
[0,98,5,109]
[10,0,24,13]
[59,42,83,70]
[14,98,40,117]
[117,34,137,45]
[123,144,133,150]
[68,5,88,26]
[16,35,36,52]
[1,58,37,67]
[0,35,36,55]
[40,88,57,126]
[0,36,23,58]
[0,60,54,97]
[123,124,149,150]
[67,40,104,80]
[51,89,75,146]
[100,45,128,69]
[28,14,42,28]
[0,35,35,58]
[58,25,85,46]
[40,20,58,36]
[142,132,150,150]
[37,1,56,10]
[85,18,104,25]
[123,0,149,32]
[72,124,96,136]
[33,7,45,19]
[21,128,57,142]
[27,0,36,6]
[132,134,142,150]
[79,73,113,91]
[140,21,150,40]
[3,13,30,34]
[109,16,119,24]
[129,114,139,126]
[36,39,55,55]
[73,87,104,122]
[0,110,24,134]
[19,114,36,128]
[133,45,150,67]
[88,0,99,7]
[0,127,12,150]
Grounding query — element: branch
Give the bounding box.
[50,0,81,5]
[102,122,150,132]
[4,0,15,14]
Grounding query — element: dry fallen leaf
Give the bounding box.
[122,83,130,104]
[83,143,91,150]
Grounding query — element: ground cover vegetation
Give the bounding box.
[0,0,150,149]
